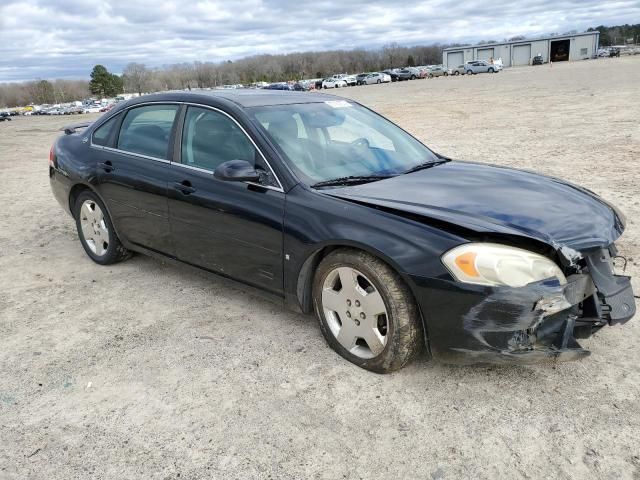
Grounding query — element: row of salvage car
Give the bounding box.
[318,62,504,89]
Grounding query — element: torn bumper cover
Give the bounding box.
[412,247,636,364]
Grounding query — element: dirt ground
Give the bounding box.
[1,56,639,480]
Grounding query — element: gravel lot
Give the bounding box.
[1,57,639,479]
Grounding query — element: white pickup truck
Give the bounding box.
[328,74,357,87]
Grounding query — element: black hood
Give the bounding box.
[325,161,625,253]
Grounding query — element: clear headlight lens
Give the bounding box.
[442,243,567,288]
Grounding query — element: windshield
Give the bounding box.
[248,101,438,185]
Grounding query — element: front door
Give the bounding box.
[168,105,285,294]
[93,104,179,255]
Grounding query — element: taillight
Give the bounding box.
[49,145,55,167]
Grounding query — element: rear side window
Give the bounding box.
[117,105,178,159]
[92,114,120,147]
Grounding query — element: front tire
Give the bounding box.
[313,249,423,373]
[74,191,131,265]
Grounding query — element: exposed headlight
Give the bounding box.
[441,243,567,288]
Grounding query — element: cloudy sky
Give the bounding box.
[0,0,638,82]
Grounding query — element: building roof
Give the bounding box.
[443,31,599,52]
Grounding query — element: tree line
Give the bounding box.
[588,23,640,46]
[0,79,90,109]
[118,43,446,93]
[0,43,444,107]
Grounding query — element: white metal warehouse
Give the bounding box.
[442,31,600,68]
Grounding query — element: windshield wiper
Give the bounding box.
[311,175,395,188]
[403,158,450,174]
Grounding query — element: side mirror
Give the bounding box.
[214,160,261,183]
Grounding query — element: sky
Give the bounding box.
[1,0,638,82]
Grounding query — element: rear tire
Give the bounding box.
[454,71,460,75]
[74,190,131,265]
[313,249,423,373]
[488,67,495,73]
[466,70,473,75]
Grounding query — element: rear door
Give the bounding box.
[92,104,179,255]
[167,105,285,294]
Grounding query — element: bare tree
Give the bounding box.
[122,62,151,95]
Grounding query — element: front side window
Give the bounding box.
[250,102,438,185]
[181,106,257,171]
[117,104,178,159]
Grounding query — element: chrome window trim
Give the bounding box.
[99,145,171,164]
[170,162,212,175]
[89,100,285,193]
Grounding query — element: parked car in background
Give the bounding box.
[50,90,635,372]
[362,72,391,84]
[356,73,369,85]
[465,60,501,74]
[382,69,400,82]
[532,54,544,65]
[83,105,102,114]
[0,112,12,122]
[67,106,84,115]
[396,67,423,80]
[262,83,292,90]
[293,81,311,91]
[427,66,449,78]
[329,74,357,87]
[322,77,347,88]
[450,64,466,75]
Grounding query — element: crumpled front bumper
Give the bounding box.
[410,247,636,365]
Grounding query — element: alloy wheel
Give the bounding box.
[79,199,109,256]
[321,266,389,359]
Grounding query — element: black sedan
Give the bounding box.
[49,90,636,372]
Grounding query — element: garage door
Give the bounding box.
[512,44,531,66]
[447,51,464,68]
[477,48,494,60]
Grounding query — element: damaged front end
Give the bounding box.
[416,245,636,365]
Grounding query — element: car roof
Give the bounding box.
[124,89,341,108]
